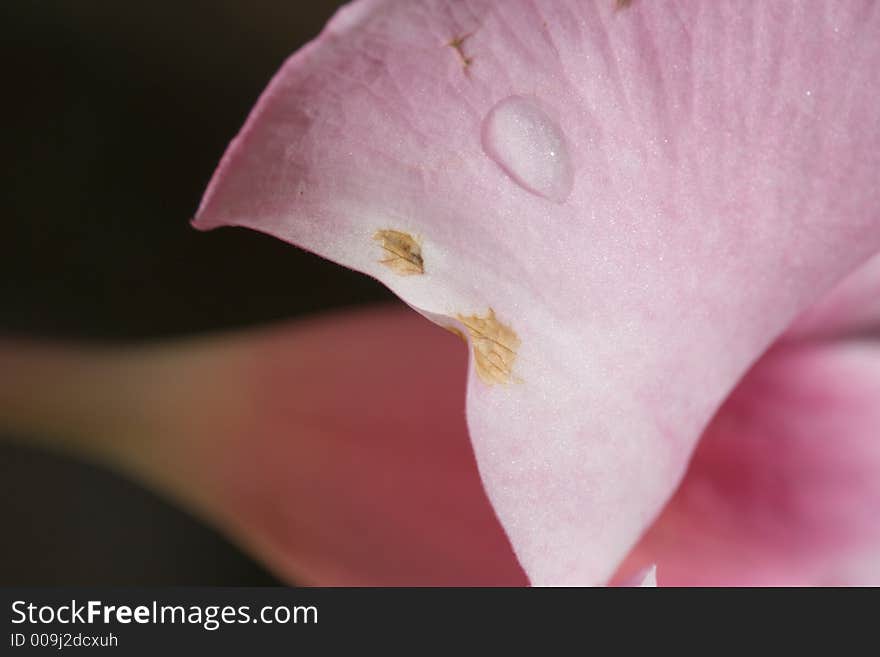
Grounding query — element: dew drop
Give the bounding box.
[481,95,573,203]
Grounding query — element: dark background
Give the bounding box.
[0,1,393,584]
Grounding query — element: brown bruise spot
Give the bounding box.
[614,0,633,10]
[456,308,521,385]
[373,229,424,275]
[447,34,473,72]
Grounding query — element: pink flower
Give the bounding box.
[191,0,880,585]
[7,0,875,586]
[5,290,878,585]
[190,0,880,585]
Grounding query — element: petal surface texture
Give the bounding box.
[194,1,880,584]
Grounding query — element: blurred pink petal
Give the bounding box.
[194,1,880,584]
[618,341,880,586]
[119,308,526,586]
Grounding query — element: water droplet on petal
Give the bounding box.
[481,95,573,204]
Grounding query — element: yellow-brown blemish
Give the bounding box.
[447,34,473,71]
[456,308,521,385]
[373,229,424,275]
[614,0,633,11]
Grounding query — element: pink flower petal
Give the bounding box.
[639,564,658,588]
[130,308,526,585]
[616,564,658,587]
[194,1,880,584]
[618,340,880,586]
[787,252,880,341]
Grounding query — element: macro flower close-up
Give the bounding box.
[191,0,880,586]
[2,0,879,594]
